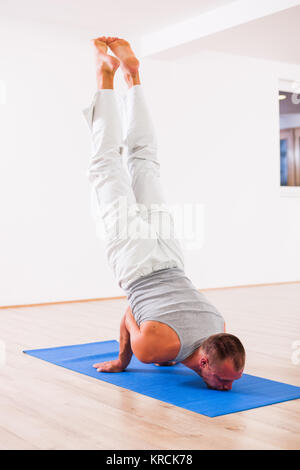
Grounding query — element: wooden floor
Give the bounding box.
[0,283,299,450]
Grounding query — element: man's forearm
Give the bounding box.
[118,311,133,368]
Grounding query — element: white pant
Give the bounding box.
[82,85,184,290]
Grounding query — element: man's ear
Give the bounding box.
[199,356,209,369]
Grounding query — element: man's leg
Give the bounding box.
[83,38,156,287]
[124,84,165,209]
[124,84,184,267]
[107,38,165,215]
[84,38,136,236]
[107,38,184,268]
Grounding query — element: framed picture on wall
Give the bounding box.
[279,81,300,195]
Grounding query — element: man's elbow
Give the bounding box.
[131,339,154,364]
[137,353,153,364]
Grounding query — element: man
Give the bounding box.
[82,37,245,391]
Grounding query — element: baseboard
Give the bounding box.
[0,295,127,310]
[1,280,299,310]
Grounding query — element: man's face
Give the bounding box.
[199,357,243,391]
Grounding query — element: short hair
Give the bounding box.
[201,333,245,371]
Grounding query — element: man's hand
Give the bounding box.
[93,307,135,373]
[93,359,125,373]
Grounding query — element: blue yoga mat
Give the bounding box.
[23,340,300,417]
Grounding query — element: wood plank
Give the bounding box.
[0,283,299,449]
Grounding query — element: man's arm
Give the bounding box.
[118,308,133,368]
[93,306,140,372]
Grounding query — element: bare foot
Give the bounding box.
[106,37,140,86]
[93,37,120,74]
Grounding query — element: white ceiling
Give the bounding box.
[199,4,300,64]
[1,0,300,65]
[153,5,300,64]
[0,0,235,37]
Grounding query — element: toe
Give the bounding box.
[107,37,118,44]
[95,37,106,44]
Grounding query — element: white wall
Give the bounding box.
[0,18,107,306]
[163,51,300,288]
[1,17,300,306]
[0,17,171,306]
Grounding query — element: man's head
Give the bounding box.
[197,333,245,391]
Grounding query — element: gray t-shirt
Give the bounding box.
[124,267,225,363]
